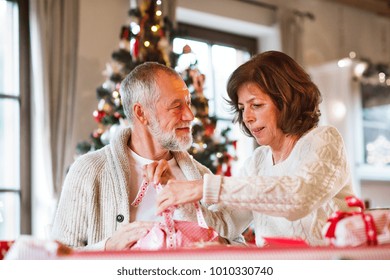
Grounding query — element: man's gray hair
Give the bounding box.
[120,62,180,128]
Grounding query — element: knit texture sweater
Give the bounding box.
[51,127,249,250]
[203,126,356,246]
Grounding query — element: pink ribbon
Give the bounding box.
[131,180,208,249]
[325,196,378,245]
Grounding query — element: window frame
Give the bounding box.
[0,0,31,236]
[177,22,257,57]
[175,22,257,121]
[356,82,390,181]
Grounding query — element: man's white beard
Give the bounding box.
[148,115,193,151]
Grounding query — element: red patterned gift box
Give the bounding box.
[323,196,390,247]
[0,241,14,260]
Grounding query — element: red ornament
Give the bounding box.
[133,38,139,59]
[225,152,233,161]
[204,123,215,137]
[224,165,232,177]
[120,26,130,41]
[93,110,106,123]
[232,140,237,150]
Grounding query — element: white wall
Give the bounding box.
[70,0,129,169]
[361,181,390,208]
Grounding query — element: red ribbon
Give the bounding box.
[325,196,378,245]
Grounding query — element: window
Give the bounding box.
[361,85,390,166]
[351,58,390,181]
[0,0,30,239]
[173,23,257,174]
[0,0,20,239]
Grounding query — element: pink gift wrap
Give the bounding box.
[131,220,219,250]
[130,181,220,250]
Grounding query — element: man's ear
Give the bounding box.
[133,103,149,125]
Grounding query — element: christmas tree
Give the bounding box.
[76,0,237,176]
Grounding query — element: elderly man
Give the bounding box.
[51,62,249,250]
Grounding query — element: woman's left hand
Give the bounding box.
[156,179,203,215]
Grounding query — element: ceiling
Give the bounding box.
[326,0,390,18]
[240,0,390,19]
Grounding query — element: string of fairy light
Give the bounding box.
[129,0,164,53]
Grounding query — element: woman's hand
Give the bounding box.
[156,179,203,215]
[143,159,176,185]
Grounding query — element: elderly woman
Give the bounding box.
[149,51,356,246]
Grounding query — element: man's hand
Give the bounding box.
[156,179,203,215]
[105,221,156,250]
[143,160,176,185]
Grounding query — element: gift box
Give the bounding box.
[3,236,72,260]
[323,196,390,247]
[0,240,14,260]
[131,181,219,250]
[131,219,219,250]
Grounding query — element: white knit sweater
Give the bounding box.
[203,126,356,246]
[51,127,249,250]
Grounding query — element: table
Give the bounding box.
[65,244,390,260]
[2,238,390,260]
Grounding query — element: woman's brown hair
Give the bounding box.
[227,50,322,137]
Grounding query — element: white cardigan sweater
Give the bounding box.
[51,127,249,250]
[203,126,356,246]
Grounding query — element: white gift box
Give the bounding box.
[323,209,390,247]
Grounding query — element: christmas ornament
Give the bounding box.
[93,110,106,123]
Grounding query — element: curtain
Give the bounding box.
[276,8,304,65]
[29,0,79,237]
[162,0,177,27]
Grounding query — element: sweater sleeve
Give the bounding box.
[204,126,352,221]
[203,173,222,204]
[51,152,106,250]
[189,159,253,241]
